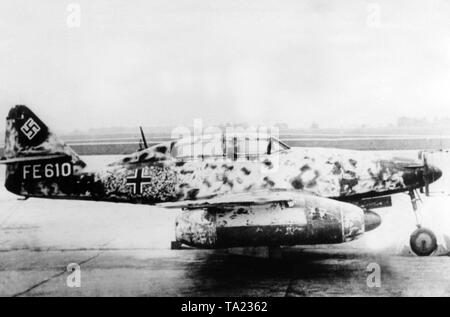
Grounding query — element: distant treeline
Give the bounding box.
[64,118,450,136]
[397,116,450,128]
[1,136,449,157]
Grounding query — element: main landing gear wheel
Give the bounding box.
[409,227,437,257]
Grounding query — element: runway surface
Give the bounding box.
[1,152,450,296]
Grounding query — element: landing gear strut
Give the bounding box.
[408,190,437,256]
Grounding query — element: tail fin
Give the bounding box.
[2,105,86,196]
[4,105,85,167]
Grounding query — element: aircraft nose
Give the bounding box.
[427,165,443,183]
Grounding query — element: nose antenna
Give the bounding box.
[138,126,148,150]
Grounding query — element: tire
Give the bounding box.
[409,227,438,256]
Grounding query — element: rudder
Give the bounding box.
[4,105,85,165]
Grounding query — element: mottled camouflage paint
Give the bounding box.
[6,149,427,203]
[3,106,439,204]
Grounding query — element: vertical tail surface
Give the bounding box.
[3,105,86,196]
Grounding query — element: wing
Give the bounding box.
[158,189,301,209]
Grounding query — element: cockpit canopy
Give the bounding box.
[171,133,290,161]
[110,133,290,166]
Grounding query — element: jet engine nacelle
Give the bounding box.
[175,195,374,249]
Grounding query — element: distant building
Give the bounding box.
[397,117,429,128]
[274,123,289,130]
[310,122,319,130]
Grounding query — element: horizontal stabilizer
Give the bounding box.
[0,154,67,164]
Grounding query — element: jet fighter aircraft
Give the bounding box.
[1,105,443,256]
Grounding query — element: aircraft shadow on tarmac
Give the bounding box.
[172,248,395,296]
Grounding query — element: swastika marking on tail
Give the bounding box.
[20,118,41,140]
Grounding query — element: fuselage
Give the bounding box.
[5,144,442,205]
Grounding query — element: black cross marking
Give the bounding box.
[126,168,151,195]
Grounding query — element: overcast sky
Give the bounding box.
[1,0,450,133]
